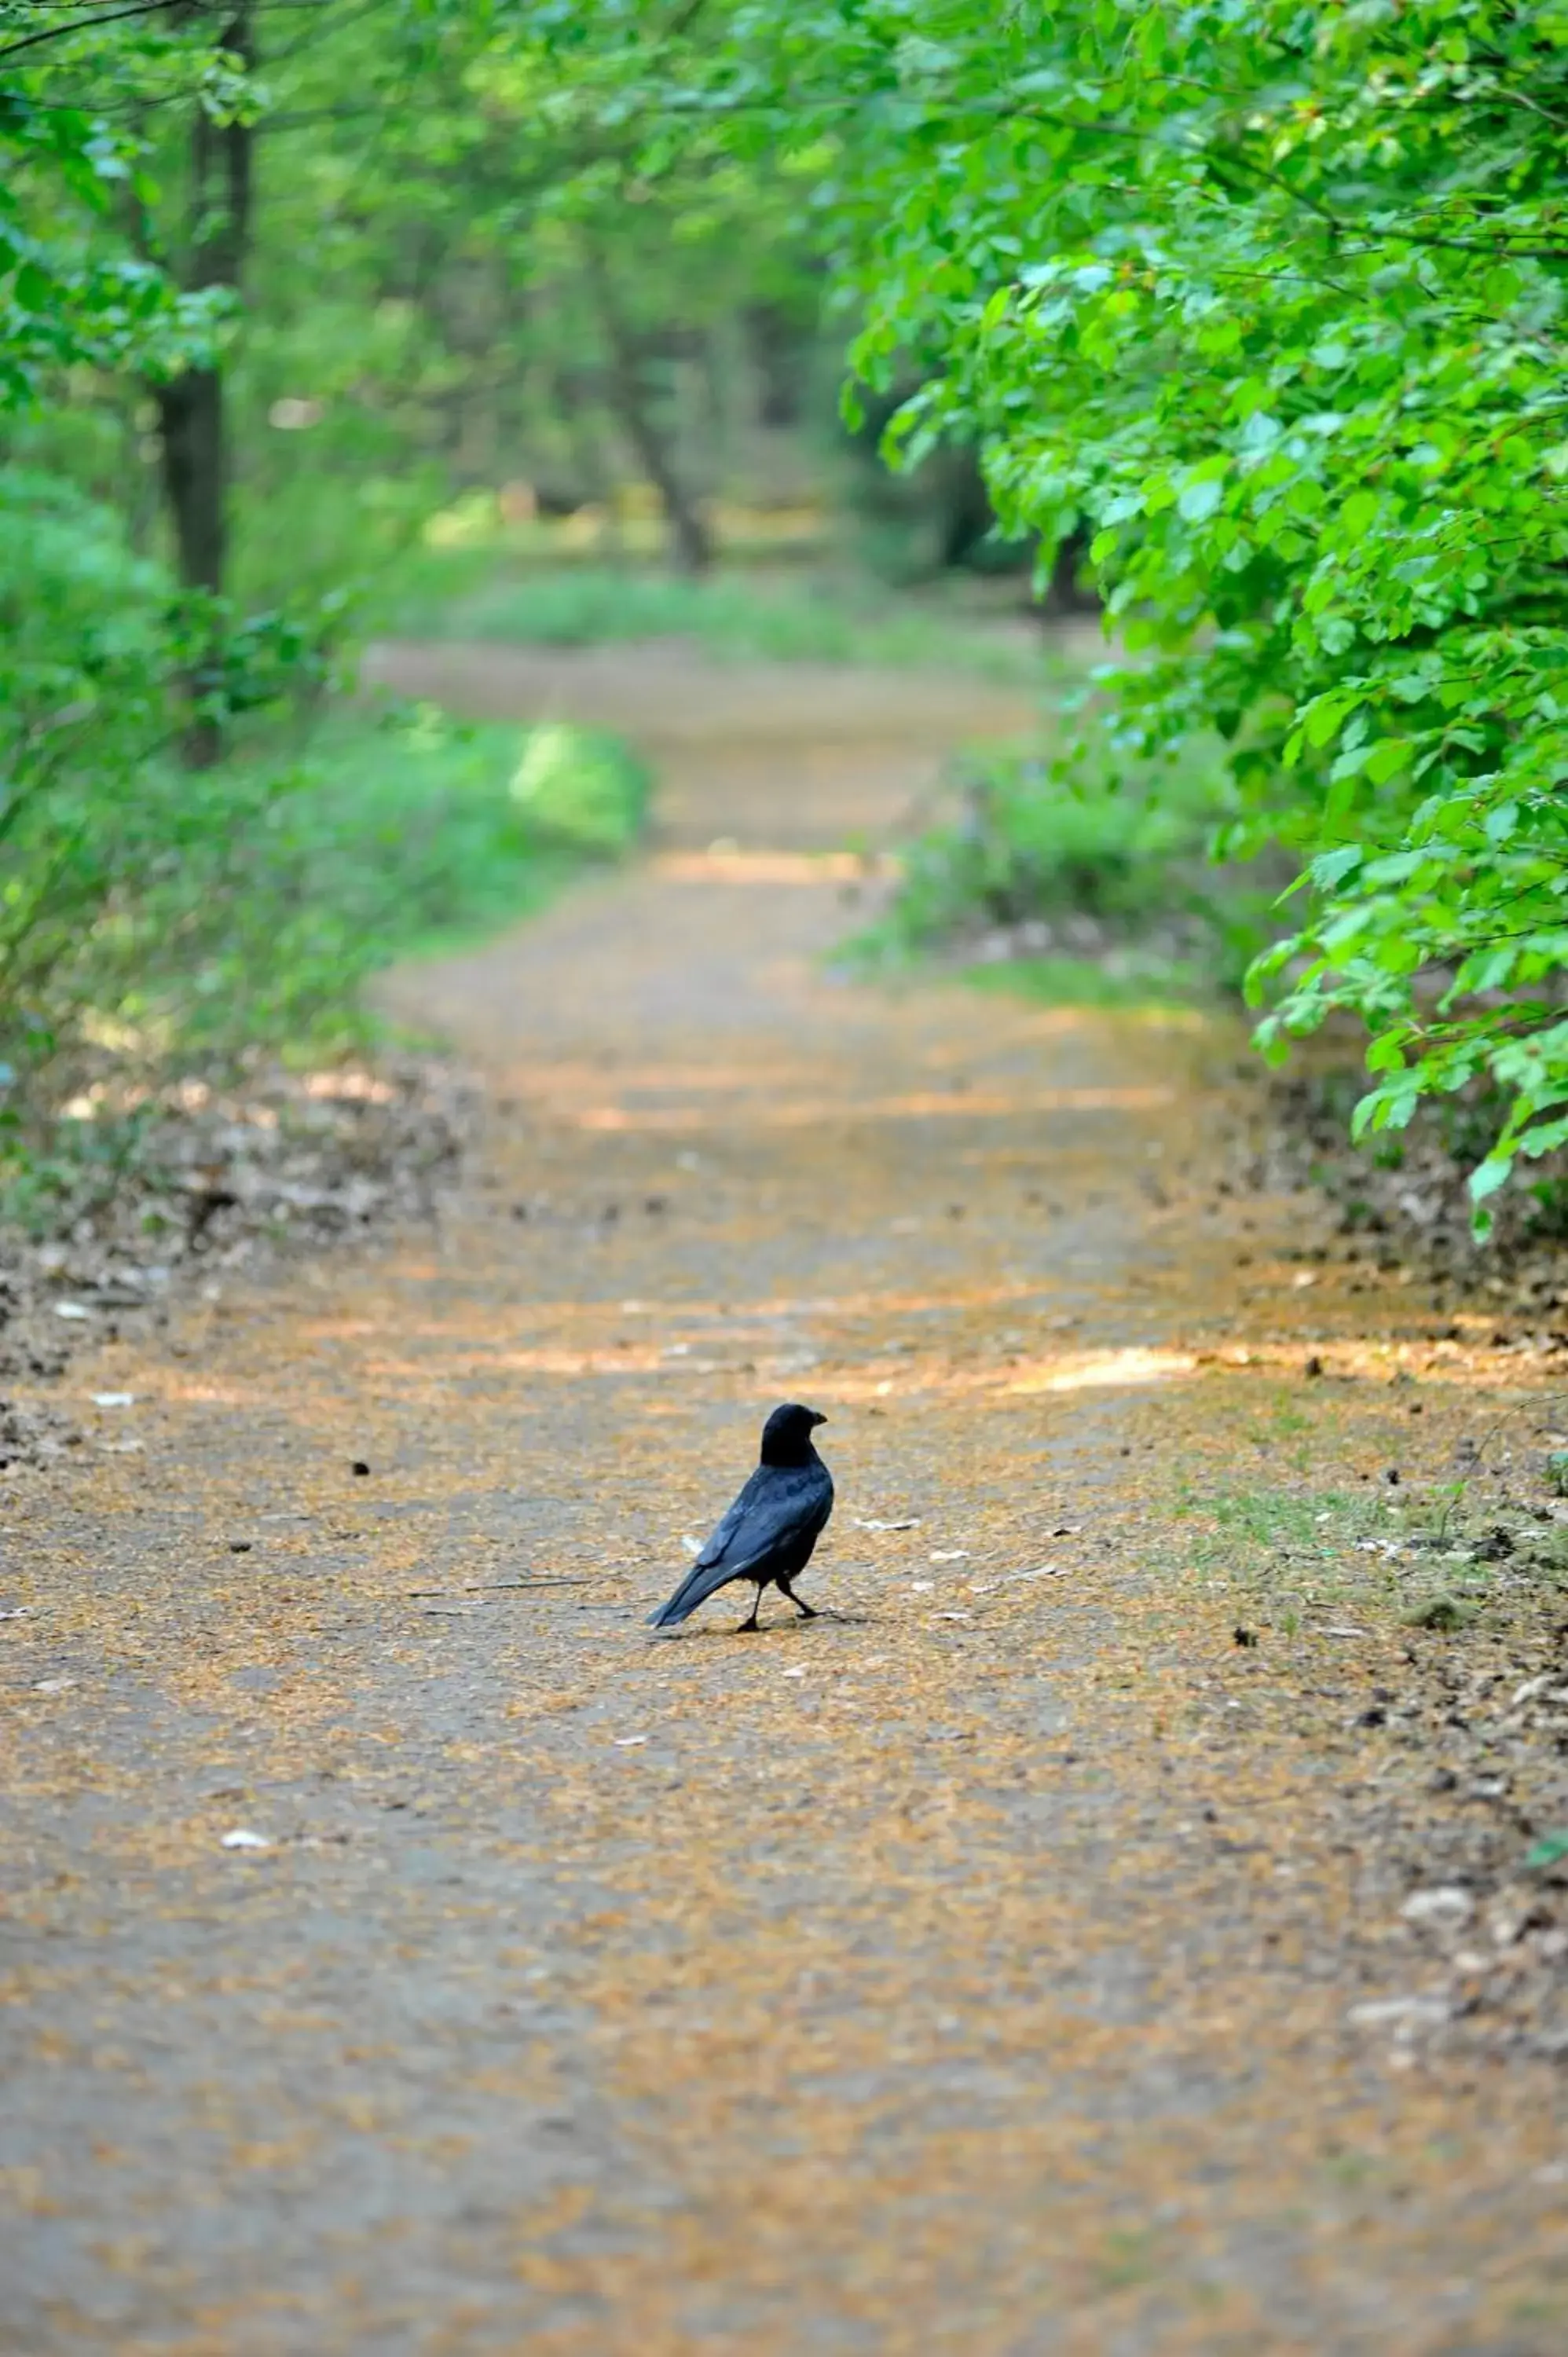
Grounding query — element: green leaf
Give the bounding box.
[1468,1156,1513,1204]
[1178,475,1225,524]
[1311,845,1364,889]
[13,261,52,310]
[1339,489,1379,540]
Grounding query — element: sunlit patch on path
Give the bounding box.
[651,847,902,885]
[1003,1346,1198,1393]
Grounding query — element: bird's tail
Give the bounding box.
[647,1558,731,1628]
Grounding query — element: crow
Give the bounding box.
[647,1402,833,1634]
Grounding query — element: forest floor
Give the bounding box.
[4,643,1568,2355]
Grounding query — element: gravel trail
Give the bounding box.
[4,647,1564,2355]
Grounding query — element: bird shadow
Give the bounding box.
[646,1607,878,1644]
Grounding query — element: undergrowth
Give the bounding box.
[1,467,650,1168]
[385,556,1048,684]
[850,739,1279,1003]
[131,702,650,1063]
[1174,1436,1568,1638]
[0,697,649,1218]
[963,955,1209,1014]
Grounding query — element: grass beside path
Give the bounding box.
[1,702,650,1227]
[962,953,1214,1017]
[385,556,1051,686]
[174,706,651,1061]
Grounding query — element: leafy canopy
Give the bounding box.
[548,0,1568,1216]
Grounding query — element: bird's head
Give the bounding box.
[760,1401,828,1465]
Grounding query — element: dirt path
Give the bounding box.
[5,651,1566,2355]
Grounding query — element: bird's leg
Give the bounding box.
[736,1587,763,1634]
[778,1578,817,1621]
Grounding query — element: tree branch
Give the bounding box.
[0,0,189,64]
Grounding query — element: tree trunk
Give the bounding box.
[153,2,254,765]
[155,366,226,596]
[584,242,712,576]
[745,302,810,430]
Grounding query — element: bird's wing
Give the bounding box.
[699,1461,830,1579]
[647,1463,827,1626]
[691,1464,768,1571]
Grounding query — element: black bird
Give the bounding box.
[647,1402,833,1633]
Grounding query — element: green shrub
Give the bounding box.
[0,468,179,1080]
[860,742,1274,998]
[508,722,650,856]
[0,471,650,1120]
[34,705,650,1072]
[934,752,1196,929]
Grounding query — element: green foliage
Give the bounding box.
[0,464,644,1111]
[962,955,1205,1016]
[0,61,224,405]
[5,0,836,607]
[15,0,1566,1230]
[927,750,1203,928]
[549,0,1568,1215]
[398,557,1042,679]
[855,739,1273,994]
[110,705,608,1064]
[507,720,650,856]
[0,461,358,1071]
[851,2,1568,1218]
[6,688,637,1091]
[0,464,181,1071]
[2,10,683,1160]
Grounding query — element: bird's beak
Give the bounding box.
[811,1411,828,1427]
